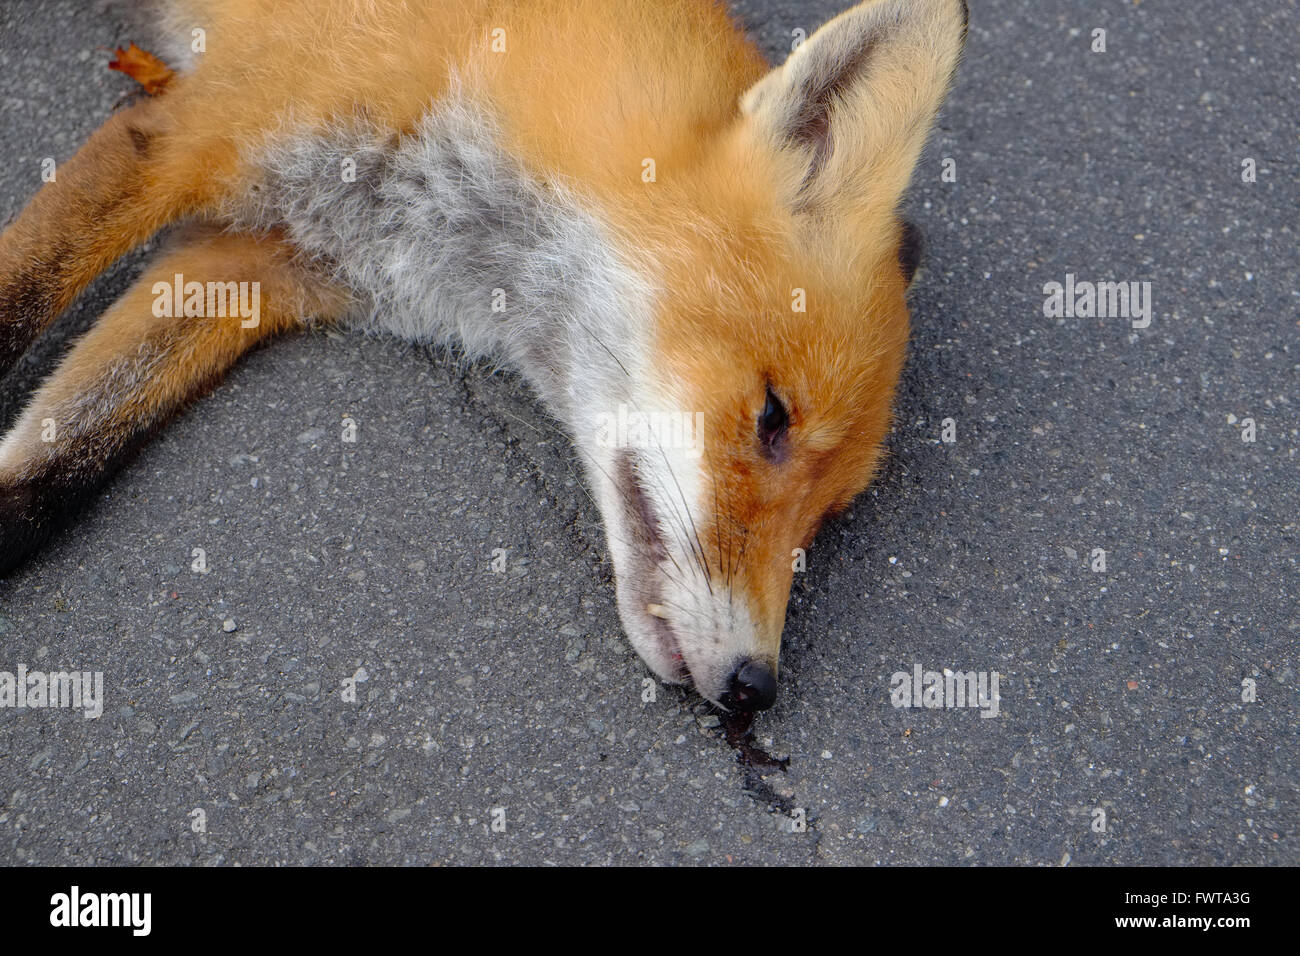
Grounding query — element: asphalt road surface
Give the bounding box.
[0,0,1295,865]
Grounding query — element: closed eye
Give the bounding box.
[758,385,789,459]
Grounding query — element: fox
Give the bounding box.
[0,0,966,713]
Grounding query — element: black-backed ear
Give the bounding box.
[740,0,966,233]
[898,218,924,285]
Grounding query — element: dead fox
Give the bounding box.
[0,0,966,712]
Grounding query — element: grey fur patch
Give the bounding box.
[230,85,652,422]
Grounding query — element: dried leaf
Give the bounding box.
[108,43,175,96]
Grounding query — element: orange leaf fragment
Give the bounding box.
[108,42,175,96]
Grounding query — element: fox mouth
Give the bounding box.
[648,610,686,681]
[614,450,688,683]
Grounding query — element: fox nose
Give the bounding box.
[720,658,778,712]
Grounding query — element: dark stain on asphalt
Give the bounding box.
[719,711,798,815]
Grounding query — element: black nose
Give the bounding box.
[721,659,778,712]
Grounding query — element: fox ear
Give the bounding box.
[740,0,966,234]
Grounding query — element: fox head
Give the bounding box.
[572,0,966,710]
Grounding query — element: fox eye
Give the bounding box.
[758,386,789,456]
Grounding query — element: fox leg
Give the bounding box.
[0,228,348,574]
[0,95,214,375]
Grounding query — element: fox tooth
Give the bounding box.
[646,604,669,619]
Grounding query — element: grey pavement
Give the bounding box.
[0,0,1295,864]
